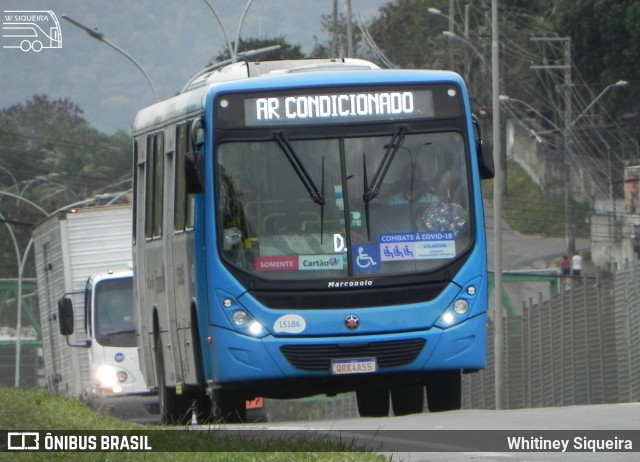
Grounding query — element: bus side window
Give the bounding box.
[145,132,164,240]
[175,123,187,231]
[185,118,205,195]
[144,136,154,239]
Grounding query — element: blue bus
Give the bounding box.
[133,58,494,423]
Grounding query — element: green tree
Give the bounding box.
[213,36,305,63]
[547,0,640,85]
[0,96,86,184]
[365,0,453,69]
[0,95,130,280]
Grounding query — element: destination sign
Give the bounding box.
[244,90,433,126]
[215,84,463,128]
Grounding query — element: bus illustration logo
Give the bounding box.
[3,10,62,52]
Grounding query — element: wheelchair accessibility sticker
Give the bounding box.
[353,243,380,273]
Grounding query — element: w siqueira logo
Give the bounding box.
[3,10,62,52]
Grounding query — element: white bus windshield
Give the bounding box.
[94,278,136,347]
[217,131,471,280]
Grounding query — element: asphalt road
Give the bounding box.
[483,203,592,316]
[238,403,640,461]
[484,204,590,273]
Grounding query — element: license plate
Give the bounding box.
[331,357,377,375]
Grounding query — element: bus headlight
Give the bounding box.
[217,293,268,338]
[453,299,469,314]
[436,298,471,328]
[248,321,264,336]
[230,310,266,338]
[232,310,248,326]
[96,365,118,388]
[441,312,455,325]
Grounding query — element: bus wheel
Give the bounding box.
[390,385,424,416]
[425,370,462,412]
[212,388,246,423]
[155,338,189,424]
[356,387,390,417]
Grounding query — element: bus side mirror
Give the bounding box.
[58,297,75,336]
[185,151,204,194]
[477,138,495,180]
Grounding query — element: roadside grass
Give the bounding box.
[482,160,590,238]
[0,387,386,462]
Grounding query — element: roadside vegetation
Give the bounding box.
[482,160,590,238]
[0,387,385,462]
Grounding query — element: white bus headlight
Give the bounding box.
[441,312,455,325]
[228,309,267,338]
[116,371,128,383]
[436,298,472,328]
[232,310,248,326]
[96,365,118,388]
[453,299,469,314]
[248,321,264,336]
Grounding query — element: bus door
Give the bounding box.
[167,122,199,385]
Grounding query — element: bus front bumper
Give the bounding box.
[208,313,486,386]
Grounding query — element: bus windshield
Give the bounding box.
[217,130,471,280]
[94,277,136,347]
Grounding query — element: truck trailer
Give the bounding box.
[34,198,159,423]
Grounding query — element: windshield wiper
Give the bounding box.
[274,132,325,206]
[273,132,326,241]
[363,126,407,203]
[362,126,407,239]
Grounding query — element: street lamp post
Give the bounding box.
[428,6,469,38]
[202,0,255,62]
[498,95,561,131]
[428,6,472,72]
[490,0,503,411]
[62,15,160,102]
[0,191,48,388]
[564,80,628,254]
[570,80,629,129]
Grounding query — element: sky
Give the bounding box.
[0,0,391,134]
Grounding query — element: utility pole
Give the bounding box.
[447,0,455,68]
[345,0,353,58]
[332,0,338,58]
[491,0,503,411]
[530,37,574,255]
[562,39,574,256]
